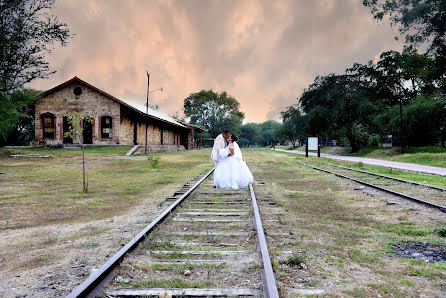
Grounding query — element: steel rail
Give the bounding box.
[67,168,214,298]
[249,183,280,298]
[309,160,446,192]
[297,161,446,214]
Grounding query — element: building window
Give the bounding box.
[42,115,55,139]
[101,116,113,139]
[73,86,83,96]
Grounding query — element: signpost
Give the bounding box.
[305,136,320,157]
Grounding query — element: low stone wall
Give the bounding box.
[132,145,186,154]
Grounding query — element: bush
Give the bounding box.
[368,135,380,146]
[286,252,306,267]
[147,155,161,168]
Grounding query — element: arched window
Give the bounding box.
[101,116,113,139]
[42,114,55,139]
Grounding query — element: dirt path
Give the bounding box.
[274,149,446,176]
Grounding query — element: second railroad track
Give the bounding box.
[297,160,446,213]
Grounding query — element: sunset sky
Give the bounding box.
[29,0,403,123]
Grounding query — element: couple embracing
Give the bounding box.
[211,130,254,189]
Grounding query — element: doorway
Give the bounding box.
[133,122,137,145]
[63,116,73,144]
[83,120,93,144]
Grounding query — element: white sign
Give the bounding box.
[308,137,318,151]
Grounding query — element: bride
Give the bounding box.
[214,134,254,189]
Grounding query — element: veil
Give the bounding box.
[233,142,243,160]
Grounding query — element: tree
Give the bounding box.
[0,0,71,139]
[279,105,307,147]
[240,123,261,147]
[0,89,41,145]
[299,74,374,152]
[63,112,94,193]
[363,0,446,48]
[183,90,244,137]
[258,120,282,146]
[364,0,446,93]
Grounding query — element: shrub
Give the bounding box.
[368,135,380,146]
[147,155,161,168]
[434,228,446,237]
[286,252,306,267]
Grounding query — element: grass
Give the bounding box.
[151,262,227,274]
[275,144,446,168]
[342,145,446,168]
[299,155,446,188]
[0,147,212,229]
[131,277,215,288]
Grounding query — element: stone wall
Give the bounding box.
[35,83,121,146]
[119,117,134,145]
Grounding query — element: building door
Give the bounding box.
[63,116,73,144]
[133,122,137,145]
[83,120,93,144]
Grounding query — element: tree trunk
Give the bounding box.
[82,144,86,193]
[81,120,87,193]
[347,127,358,153]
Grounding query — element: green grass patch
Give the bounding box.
[132,277,215,288]
[151,262,227,274]
[0,148,213,229]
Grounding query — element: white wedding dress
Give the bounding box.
[214,142,254,189]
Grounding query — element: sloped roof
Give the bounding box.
[40,76,186,128]
[181,122,207,132]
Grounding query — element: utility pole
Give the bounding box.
[386,85,404,154]
[145,71,150,155]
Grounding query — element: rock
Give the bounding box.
[354,186,365,190]
[300,263,308,270]
[115,276,130,284]
[386,201,397,205]
[159,292,173,298]
[183,270,191,276]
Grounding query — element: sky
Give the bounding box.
[29,0,403,123]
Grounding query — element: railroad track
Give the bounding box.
[68,168,279,297]
[297,160,446,213]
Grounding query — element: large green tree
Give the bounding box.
[0,89,40,146]
[239,123,261,147]
[364,0,446,92]
[0,0,71,140]
[278,105,307,147]
[300,74,374,152]
[258,120,282,146]
[183,90,244,137]
[363,0,446,47]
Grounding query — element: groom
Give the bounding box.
[211,130,232,167]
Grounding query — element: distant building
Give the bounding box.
[35,76,204,151]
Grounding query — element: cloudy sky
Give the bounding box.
[29,0,402,123]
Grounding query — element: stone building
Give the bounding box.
[35,76,204,150]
